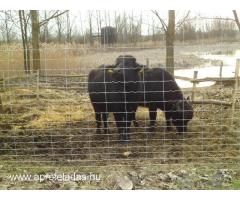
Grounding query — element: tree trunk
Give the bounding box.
[19,10,30,74]
[0,95,3,113]
[66,12,72,43]
[166,10,175,75]
[4,11,10,44]
[31,10,41,73]
[56,17,62,43]
[23,11,31,73]
[42,11,49,43]
[88,12,94,47]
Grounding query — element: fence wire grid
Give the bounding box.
[0,43,240,173]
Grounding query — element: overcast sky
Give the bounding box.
[65,10,238,35]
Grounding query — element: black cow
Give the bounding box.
[136,67,194,134]
[88,60,142,142]
[114,56,193,134]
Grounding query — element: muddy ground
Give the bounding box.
[0,80,240,189]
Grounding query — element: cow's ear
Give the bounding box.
[135,64,144,73]
[176,100,182,111]
[107,69,113,74]
[172,101,181,111]
[186,96,193,106]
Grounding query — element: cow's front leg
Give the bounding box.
[148,106,157,133]
[165,111,173,131]
[114,112,125,141]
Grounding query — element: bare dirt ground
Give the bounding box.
[77,41,240,72]
[0,41,240,189]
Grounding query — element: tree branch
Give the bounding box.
[39,10,69,27]
[151,10,167,32]
[199,16,236,22]
[199,11,240,32]
[233,10,240,31]
[176,11,191,28]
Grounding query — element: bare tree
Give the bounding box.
[88,11,94,46]
[152,10,191,75]
[200,10,240,32]
[3,11,11,44]
[152,10,176,75]
[31,10,69,72]
[31,10,40,73]
[55,15,64,43]
[40,11,50,43]
[66,12,75,44]
[96,10,102,36]
[166,11,175,75]
[19,10,30,74]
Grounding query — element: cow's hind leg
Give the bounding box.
[95,112,102,134]
[102,112,110,134]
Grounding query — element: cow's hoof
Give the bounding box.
[118,134,123,141]
[121,139,130,144]
[176,132,186,137]
[147,126,155,133]
[104,128,110,134]
[133,121,139,127]
[166,127,173,132]
[119,134,130,143]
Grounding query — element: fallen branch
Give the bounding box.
[191,99,232,106]
[40,74,87,78]
[175,76,193,81]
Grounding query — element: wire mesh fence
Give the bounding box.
[0,44,239,172]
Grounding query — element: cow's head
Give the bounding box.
[172,97,194,134]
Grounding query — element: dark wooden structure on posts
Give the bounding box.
[101,26,117,45]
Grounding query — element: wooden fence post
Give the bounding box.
[146,58,149,68]
[219,61,223,80]
[230,59,240,125]
[191,71,198,101]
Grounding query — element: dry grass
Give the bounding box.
[1,87,93,130]
[2,41,240,79]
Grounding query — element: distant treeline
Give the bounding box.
[0,10,239,45]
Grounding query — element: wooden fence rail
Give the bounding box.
[1,59,240,110]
